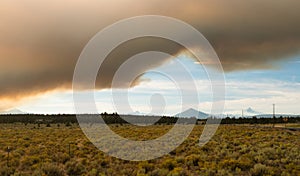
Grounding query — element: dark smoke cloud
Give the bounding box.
[1,0,300,110]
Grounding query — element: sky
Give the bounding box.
[18,56,300,115]
[1,0,300,115]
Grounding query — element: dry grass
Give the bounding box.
[0,123,299,175]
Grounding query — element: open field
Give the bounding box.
[0,124,299,176]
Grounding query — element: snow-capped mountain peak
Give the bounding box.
[245,107,261,114]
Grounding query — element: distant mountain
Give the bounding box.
[224,107,262,118]
[246,107,261,115]
[175,108,209,119]
[128,111,147,116]
[0,108,26,114]
[224,107,300,118]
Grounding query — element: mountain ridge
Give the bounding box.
[175,108,209,119]
[0,108,26,114]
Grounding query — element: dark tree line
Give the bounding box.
[221,116,300,124]
[0,113,180,125]
[0,114,77,124]
[0,114,299,125]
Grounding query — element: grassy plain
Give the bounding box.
[0,124,299,175]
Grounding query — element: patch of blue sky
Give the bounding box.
[18,55,300,114]
[225,56,300,83]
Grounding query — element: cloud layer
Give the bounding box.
[1,0,300,110]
